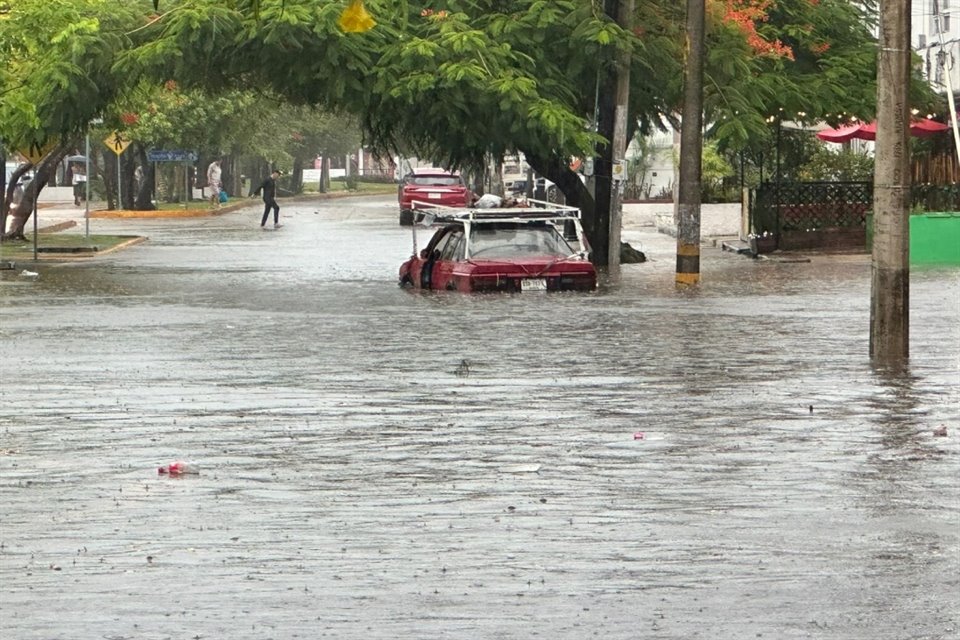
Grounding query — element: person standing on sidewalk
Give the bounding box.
[71,165,87,207]
[206,159,222,209]
[253,169,282,229]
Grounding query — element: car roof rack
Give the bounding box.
[411,199,581,226]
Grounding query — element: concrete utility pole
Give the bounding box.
[606,0,634,277]
[593,0,633,270]
[676,0,705,286]
[870,0,911,362]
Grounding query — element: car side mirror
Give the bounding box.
[420,248,430,259]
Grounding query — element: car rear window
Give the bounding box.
[407,175,462,187]
[469,223,573,259]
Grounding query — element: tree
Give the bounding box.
[4,0,907,254]
[131,1,884,248]
[0,0,149,235]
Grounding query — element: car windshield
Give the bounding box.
[409,175,461,187]
[468,222,575,259]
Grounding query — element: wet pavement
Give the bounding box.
[1,195,958,639]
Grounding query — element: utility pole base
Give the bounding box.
[675,242,701,286]
[869,265,909,360]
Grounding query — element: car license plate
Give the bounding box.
[523,278,547,291]
[427,192,442,199]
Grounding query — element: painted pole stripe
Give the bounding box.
[676,254,700,274]
[676,243,700,257]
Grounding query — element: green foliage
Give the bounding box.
[0,0,147,149]
[701,141,736,201]
[2,0,922,230]
[797,143,875,181]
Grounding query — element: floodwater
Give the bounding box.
[1,196,957,639]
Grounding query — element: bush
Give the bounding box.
[797,145,874,181]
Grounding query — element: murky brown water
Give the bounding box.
[1,196,958,639]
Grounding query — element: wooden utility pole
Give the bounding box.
[676,0,705,286]
[607,0,634,277]
[870,0,911,361]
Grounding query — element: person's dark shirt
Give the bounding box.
[255,176,278,201]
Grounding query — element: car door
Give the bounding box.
[419,227,457,290]
[431,230,465,290]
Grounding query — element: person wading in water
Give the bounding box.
[253,169,282,229]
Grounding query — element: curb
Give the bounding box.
[89,202,249,219]
[86,190,391,219]
[0,235,148,264]
[39,220,78,234]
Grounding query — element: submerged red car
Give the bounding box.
[398,201,596,292]
[398,168,472,225]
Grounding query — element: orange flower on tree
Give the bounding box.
[721,0,795,61]
[339,0,376,33]
[420,8,450,20]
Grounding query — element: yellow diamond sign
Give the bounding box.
[18,141,55,164]
[104,131,130,156]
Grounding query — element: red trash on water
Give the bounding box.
[158,461,199,475]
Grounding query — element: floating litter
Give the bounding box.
[158,461,199,475]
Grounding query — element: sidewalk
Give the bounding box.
[27,199,249,230]
[23,189,379,233]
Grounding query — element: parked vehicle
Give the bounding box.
[398,168,472,225]
[398,200,596,292]
[508,179,528,195]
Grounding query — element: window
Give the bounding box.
[469,223,575,258]
[429,228,455,258]
[440,231,463,260]
[407,174,462,187]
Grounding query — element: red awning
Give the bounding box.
[816,122,872,143]
[909,118,950,137]
[817,119,948,143]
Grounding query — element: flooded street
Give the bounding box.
[1,195,958,639]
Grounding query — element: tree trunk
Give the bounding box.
[320,156,330,193]
[524,151,597,247]
[0,145,6,223]
[292,156,304,194]
[134,145,156,210]
[104,152,118,210]
[2,141,74,240]
[1,163,31,237]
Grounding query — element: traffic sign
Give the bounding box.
[611,161,627,183]
[104,131,130,156]
[147,150,197,162]
[18,141,55,164]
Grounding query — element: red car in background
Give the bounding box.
[398,201,596,292]
[398,168,472,225]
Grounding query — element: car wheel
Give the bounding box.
[399,209,414,226]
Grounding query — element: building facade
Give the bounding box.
[913,0,960,100]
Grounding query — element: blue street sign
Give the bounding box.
[147,150,198,162]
